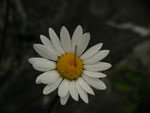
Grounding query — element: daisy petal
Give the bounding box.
[84,62,112,71]
[43,77,63,95]
[60,26,72,53]
[70,80,79,101]
[36,71,59,84]
[58,79,70,97]
[33,44,58,61]
[40,35,52,47]
[40,35,61,56]
[33,61,56,72]
[83,50,110,64]
[78,77,94,95]
[60,92,70,105]
[82,75,106,90]
[49,28,65,54]
[28,57,49,65]
[76,80,88,103]
[71,25,83,52]
[80,43,103,60]
[77,33,90,56]
[83,70,106,78]
[35,75,42,84]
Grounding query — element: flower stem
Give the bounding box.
[74,45,77,67]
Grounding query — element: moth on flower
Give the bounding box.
[29,25,111,105]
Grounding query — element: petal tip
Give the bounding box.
[100,43,103,47]
[33,44,38,48]
[102,85,107,90]
[85,100,89,104]
[35,78,41,84]
[43,91,47,95]
[48,28,53,33]
[28,58,32,64]
[77,25,82,29]
[109,63,112,68]
[62,26,66,29]
[106,50,110,54]
[91,91,95,95]
[40,35,46,41]
[75,97,79,101]
[86,32,90,37]
[40,34,43,38]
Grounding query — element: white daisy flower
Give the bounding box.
[29,25,112,105]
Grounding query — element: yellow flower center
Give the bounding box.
[56,53,83,80]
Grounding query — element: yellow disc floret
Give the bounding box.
[56,53,83,80]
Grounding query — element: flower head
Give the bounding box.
[29,25,111,105]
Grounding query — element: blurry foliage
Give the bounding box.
[123,100,138,113]
[110,65,150,113]
[147,48,150,56]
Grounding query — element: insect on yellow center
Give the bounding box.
[56,53,83,80]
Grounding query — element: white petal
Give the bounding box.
[80,43,103,60]
[78,77,94,95]
[83,70,106,78]
[32,61,56,72]
[28,57,50,64]
[58,79,70,97]
[40,35,61,56]
[76,80,88,103]
[35,71,57,84]
[35,75,42,84]
[60,26,72,53]
[43,77,63,95]
[36,71,59,84]
[77,33,90,56]
[83,50,110,64]
[33,44,58,61]
[72,25,83,40]
[82,75,106,90]
[70,80,79,101]
[40,35,51,47]
[60,92,70,105]
[84,62,112,71]
[71,25,83,52]
[48,28,65,54]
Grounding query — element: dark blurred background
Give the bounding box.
[0,0,150,113]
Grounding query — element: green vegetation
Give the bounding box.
[110,65,150,113]
[147,48,150,56]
